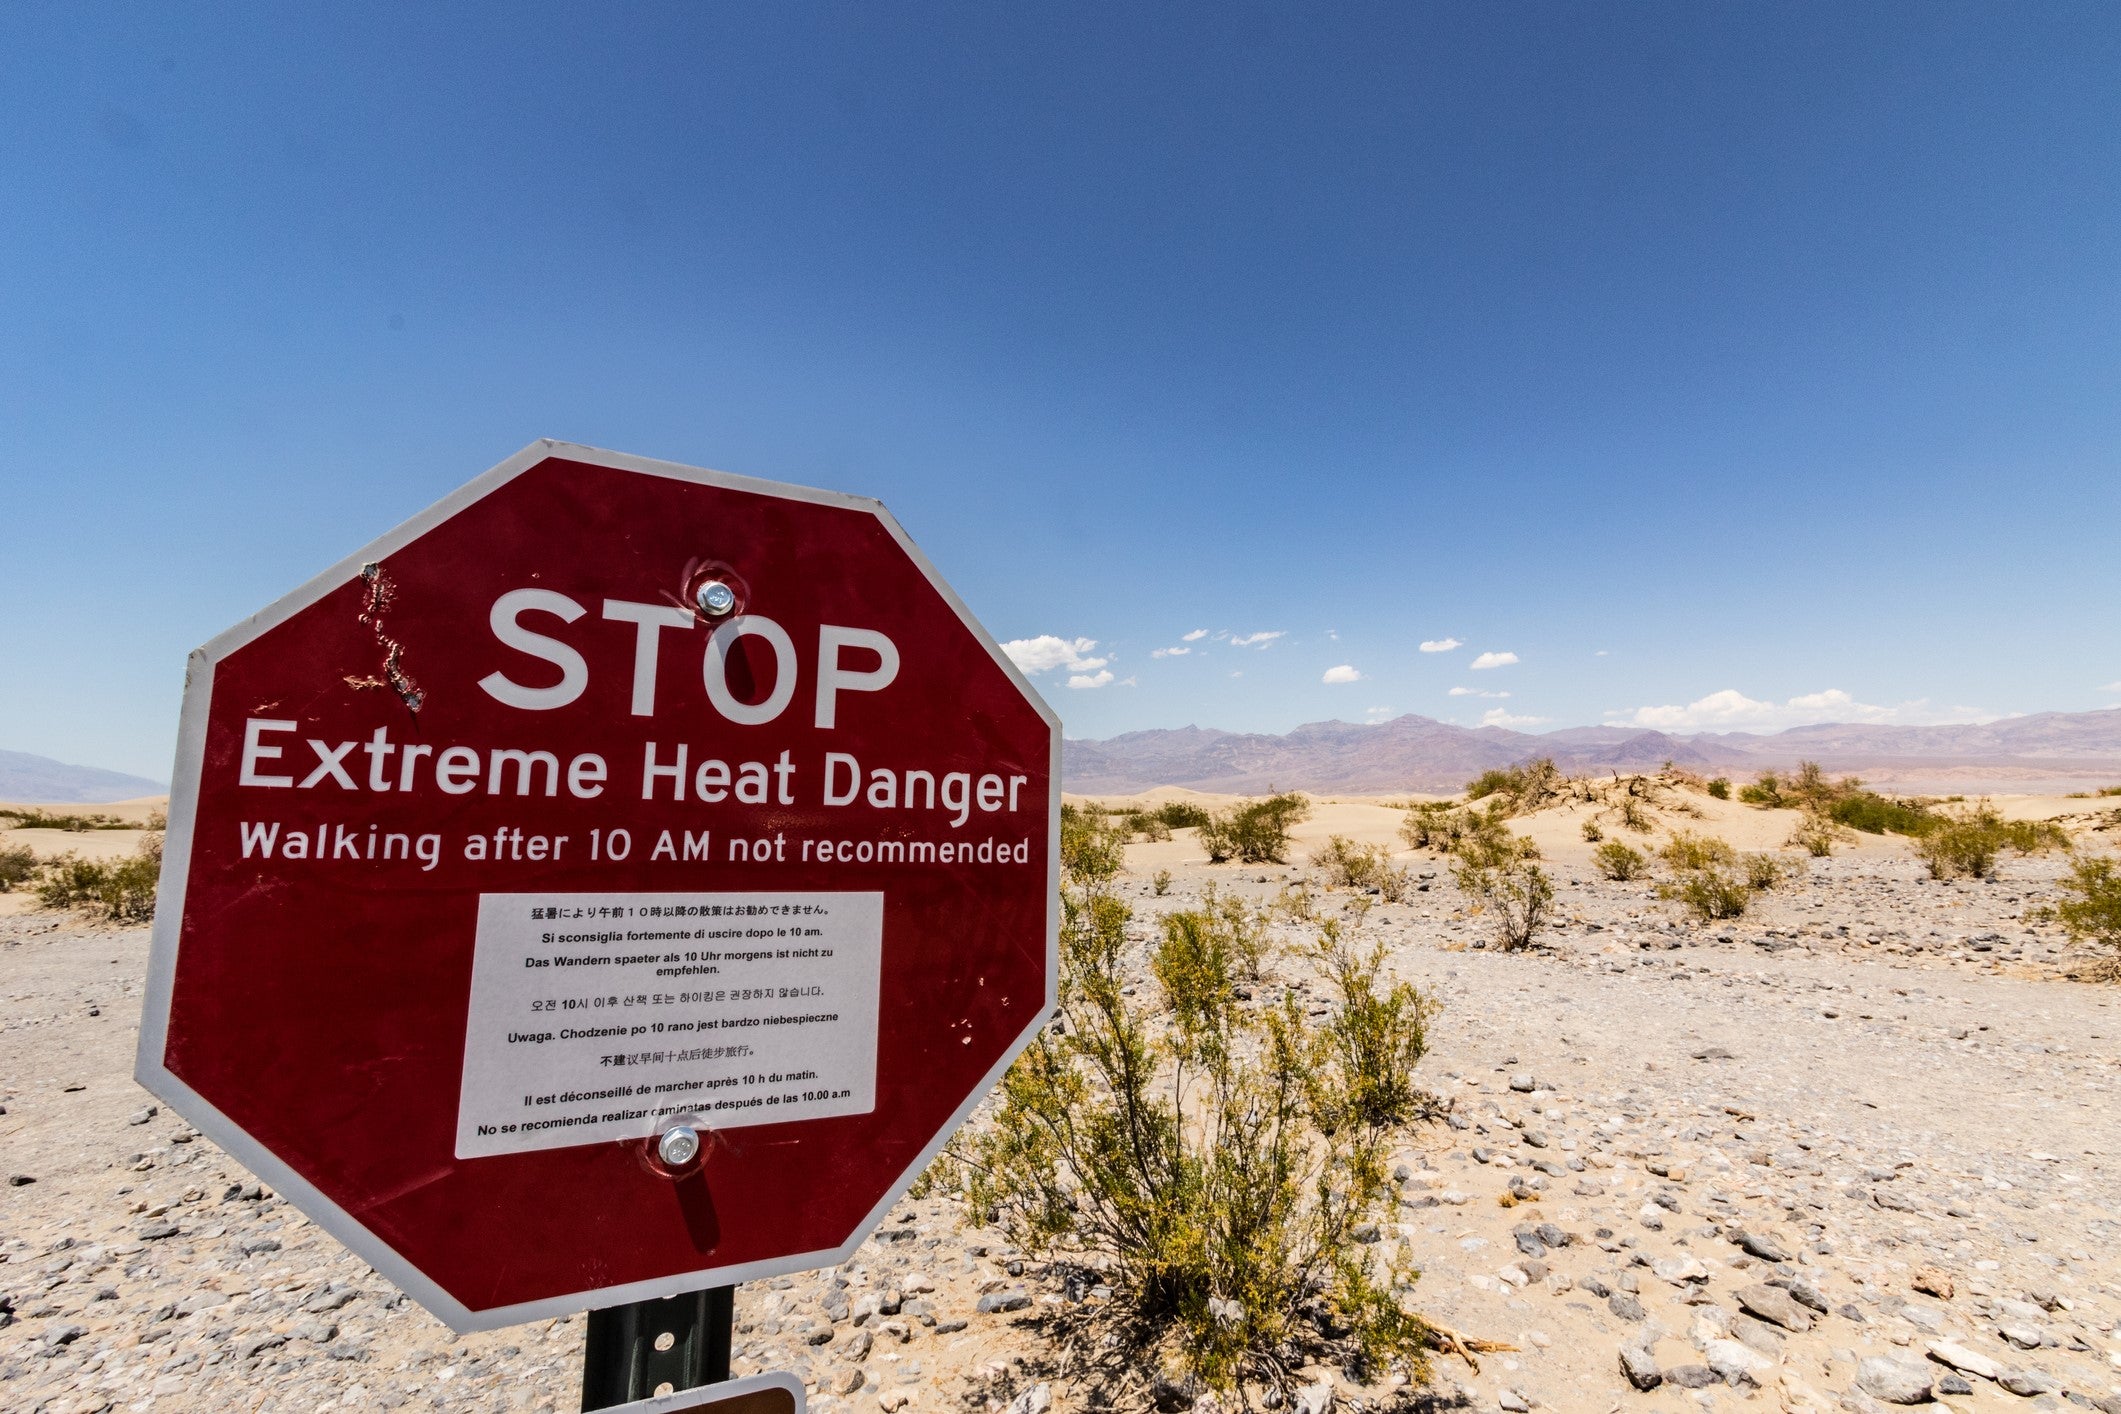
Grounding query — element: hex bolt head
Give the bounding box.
[657,1125,701,1168]
[694,580,737,618]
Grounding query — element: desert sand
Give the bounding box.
[2,787,2119,1412]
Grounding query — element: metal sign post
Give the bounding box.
[582,1288,735,1409]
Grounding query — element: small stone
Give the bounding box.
[128,1106,158,1125]
[1935,1373,1974,1396]
[845,1328,874,1361]
[136,1220,179,1240]
[303,1287,358,1314]
[1998,1322,2045,1350]
[1513,1226,1546,1257]
[878,1391,915,1412]
[1911,1267,1954,1300]
[1509,1074,1537,1093]
[1705,1339,1772,1386]
[1790,1276,1830,1313]
[1619,1345,1662,1390]
[291,1319,337,1343]
[1925,1340,1999,1381]
[239,1332,289,1360]
[1996,1368,2056,1398]
[1005,1384,1052,1414]
[934,1319,967,1334]
[976,1290,1031,1314]
[46,1322,89,1347]
[1533,1222,1569,1249]
[1735,1230,1791,1263]
[1855,1355,1933,1405]
[1664,1365,1719,1390]
[1608,1292,1646,1322]
[831,1367,867,1395]
[7,1174,33,1187]
[1735,1283,1814,1332]
[1497,1388,1531,1412]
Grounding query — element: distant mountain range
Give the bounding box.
[0,750,166,805]
[1063,709,2121,795]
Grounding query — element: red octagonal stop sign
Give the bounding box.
[137,442,1058,1330]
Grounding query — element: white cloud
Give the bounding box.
[1448,687,1510,699]
[1326,628,1339,641]
[1182,628,1208,642]
[2101,681,2121,694]
[1003,635,1105,676]
[1595,650,1609,657]
[1418,637,1462,653]
[1364,705,1393,721]
[1469,651,1518,670]
[1229,631,1285,648]
[1067,669,1115,690]
[1480,707,1548,729]
[1322,664,1364,684]
[1610,687,1991,732]
[1151,646,1190,658]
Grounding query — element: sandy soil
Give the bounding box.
[2,794,2118,1413]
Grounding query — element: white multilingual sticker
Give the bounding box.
[455,891,883,1159]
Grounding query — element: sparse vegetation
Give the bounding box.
[1657,831,1736,873]
[1705,777,1731,800]
[33,837,162,922]
[2030,854,2121,980]
[1742,852,1790,891]
[1399,801,1508,854]
[1061,802,1129,882]
[1152,868,1173,897]
[1591,840,1648,881]
[1449,831,1553,951]
[1154,801,1214,831]
[1915,804,2070,881]
[1579,817,1603,843]
[0,844,38,892]
[0,807,139,832]
[1659,865,1753,921]
[1616,797,1652,833]
[1827,792,1937,837]
[952,799,1438,1396]
[1463,757,1561,814]
[1200,793,1310,865]
[1788,813,1848,858]
[1312,836,1413,902]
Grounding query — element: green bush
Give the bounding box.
[1121,809,1174,842]
[1152,868,1173,897]
[1705,778,1731,801]
[1162,885,1270,982]
[1659,865,1751,920]
[1616,796,1652,833]
[1312,835,1413,903]
[1737,770,1783,807]
[0,807,136,832]
[1591,840,1647,881]
[954,836,1436,1394]
[1827,792,1937,837]
[1742,852,1790,891]
[1200,793,1310,865]
[1450,831,1553,951]
[1914,805,2070,880]
[1155,801,1214,831]
[2031,855,2121,980]
[1579,817,1603,843]
[34,838,161,922]
[1400,801,1508,854]
[0,844,38,892]
[1658,831,1736,873]
[1788,814,1844,857]
[1061,803,1128,882]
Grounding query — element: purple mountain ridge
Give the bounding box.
[1061,709,2121,795]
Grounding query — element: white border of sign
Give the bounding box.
[597,1370,806,1414]
[134,440,1063,1332]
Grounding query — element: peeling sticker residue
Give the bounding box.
[342,562,425,712]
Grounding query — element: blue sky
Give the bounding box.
[4,3,2119,781]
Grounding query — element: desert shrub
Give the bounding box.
[1591,841,1647,881]
[1450,831,1553,951]
[1827,792,1937,837]
[1164,885,1270,980]
[1154,801,1213,831]
[954,845,1435,1394]
[35,837,161,922]
[1400,801,1508,855]
[1269,882,1318,923]
[1463,757,1561,814]
[1788,813,1846,858]
[1742,852,1789,890]
[1312,836,1413,902]
[0,844,38,892]
[1705,778,1731,801]
[1616,797,1652,833]
[1658,831,1736,873]
[2030,855,2121,980]
[1737,770,1783,807]
[1121,809,1174,843]
[1200,793,1309,865]
[1660,866,1752,920]
[1310,922,1437,1131]
[1579,817,1603,843]
[1152,868,1172,897]
[1915,805,2070,880]
[0,807,135,832]
[1061,803,1129,882]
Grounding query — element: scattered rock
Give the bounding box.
[1607,1292,1646,1322]
[1735,1283,1813,1333]
[1663,1364,1719,1390]
[976,1290,1031,1315]
[1618,1345,1661,1391]
[1006,1383,1052,1414]
[1910,1266,1954,1300]
[1996,1368,2057,1398]
[1854,1356,1932,1405]
[1925,1340,1999,1381]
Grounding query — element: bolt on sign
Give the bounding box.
[137,442,1059,1330]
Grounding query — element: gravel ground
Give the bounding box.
[2,845,2117,1414]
